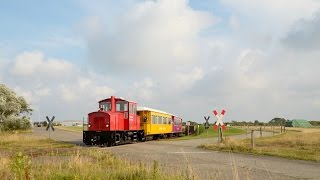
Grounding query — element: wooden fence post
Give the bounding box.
[272,126,275,136]
[260,126,262,138]
[251,130,255,149]
[246,126,249,138]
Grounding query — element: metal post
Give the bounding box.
[83,116,84,131]
[251,130,255,149]
[221,125,223,142]
[218,124,223,143]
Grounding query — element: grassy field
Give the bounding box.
[0,132,186,179]
[176,126,246,140]
[199,128,320,162]
[55,125,84,132]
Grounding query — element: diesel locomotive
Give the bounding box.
[83,96,183,146]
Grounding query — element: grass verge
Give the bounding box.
[55,125,84,132]
[198,128,320,162]
[0,132,185,179]
[176,127,246,140]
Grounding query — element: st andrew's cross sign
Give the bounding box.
[204,116,210,129]
[213,110,226,130]
[46,116,55,131]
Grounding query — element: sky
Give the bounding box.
[1,0,320,123]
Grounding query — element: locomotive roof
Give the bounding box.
[137,106,174,116]
[99,96,137,103]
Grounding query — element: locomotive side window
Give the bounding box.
[116,101,128,112]
[133,104,137,114]
[128,103,137,114]
[100,102,111,111]
[163,117,167,124]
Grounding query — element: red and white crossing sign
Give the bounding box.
[213,109,226,130]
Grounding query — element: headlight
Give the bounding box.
[106,124,109,127]
[88,124,91,127]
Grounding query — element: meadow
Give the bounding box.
[0,132,185,179]
[176,126,246,140]
[55,125,84,132]
[199,127,320,162]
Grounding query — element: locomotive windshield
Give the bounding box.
[100,101,111,111]
[116,101,128,111]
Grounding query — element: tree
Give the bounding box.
[0,84,32,131]
[309,121,320,126]
[269,117,286,126]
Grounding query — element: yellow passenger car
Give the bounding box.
[137,107,173,138]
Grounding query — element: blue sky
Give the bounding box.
[1,0,320,122]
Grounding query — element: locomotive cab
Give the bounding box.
[87,96,140,131]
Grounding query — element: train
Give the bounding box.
[83,96,183,146]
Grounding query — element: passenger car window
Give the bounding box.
[158,116,162,124]
[152,115,156,124]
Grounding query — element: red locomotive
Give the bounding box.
[83,96,183,146]
[83,96,145,146]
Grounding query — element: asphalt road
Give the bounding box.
[32,127,320,179]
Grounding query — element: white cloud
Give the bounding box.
[35,88,51,97]
[60,85,77,102]
[222,0,320,26]
[78,77,92,89]
[129,78,156,101]
[2,1,320,122]
[11,51,74,77]
[83,0,219,72]
[11,51,44,76]
[229,15,240,31]
[40,58,73,75]
[13,87,34,103]
[2,50,117,120]
[175,67,205,89]
[91,86,116,100]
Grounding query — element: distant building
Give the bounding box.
[285,119,313,128]
[61,120,83,126]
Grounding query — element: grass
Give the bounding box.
[176,126,246,140]
[55,125,85,132]
[0,132,186,179]
[199,128,320,162]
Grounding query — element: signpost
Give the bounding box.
[212,110,226,143]
[204,116,210,136]
[46,116,55,139]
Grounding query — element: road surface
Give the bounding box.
[32,127,320,179]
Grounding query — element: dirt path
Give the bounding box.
[31,127,320,179]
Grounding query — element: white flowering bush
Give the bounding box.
[0,84,32,131]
